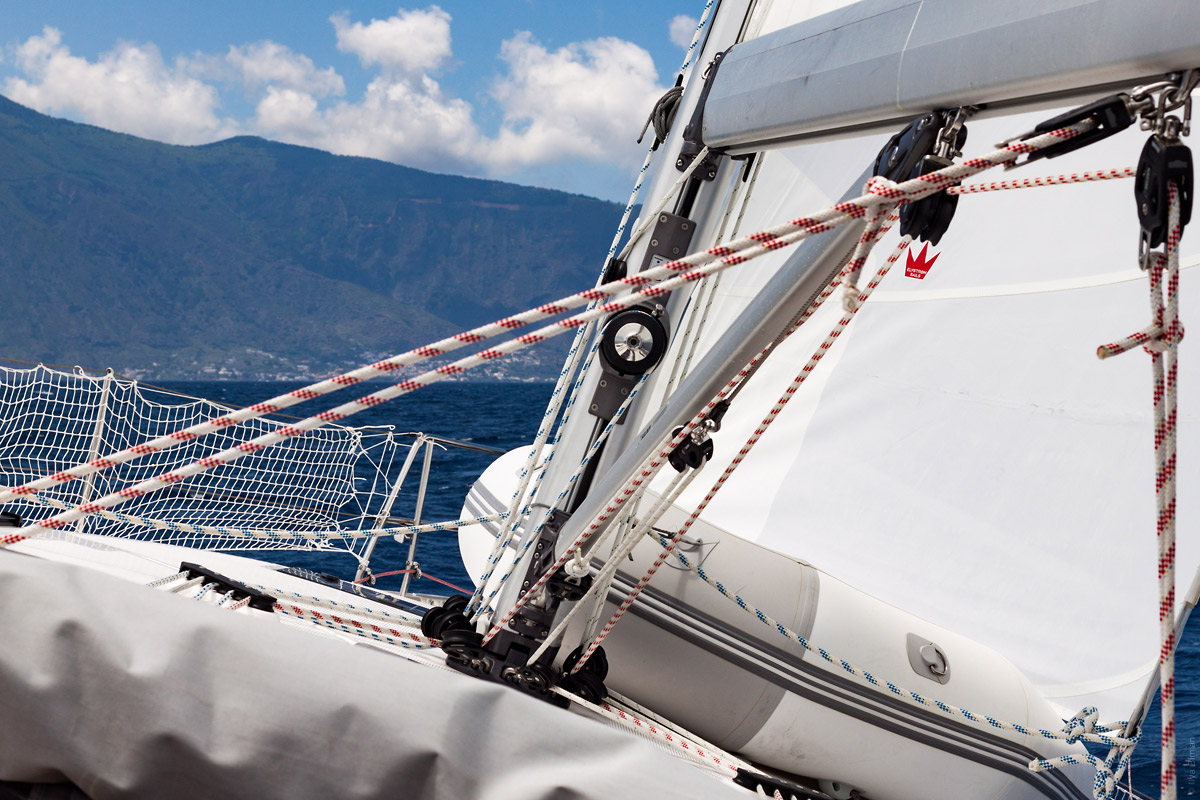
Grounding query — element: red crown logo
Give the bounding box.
[904,242,940,280]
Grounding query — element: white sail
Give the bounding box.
[631,113,1196,721]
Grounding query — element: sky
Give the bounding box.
[0,1,709,201]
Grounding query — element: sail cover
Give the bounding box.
[0,550,744,800]
[630,0,1198,722]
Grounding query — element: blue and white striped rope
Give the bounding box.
[680,0,716,73]
[660,536,1137,799]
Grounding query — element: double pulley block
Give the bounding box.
[874,108,969,245]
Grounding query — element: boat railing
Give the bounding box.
[353,431,503,596]
[0,364,502,598]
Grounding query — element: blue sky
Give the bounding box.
[0,1,707,200]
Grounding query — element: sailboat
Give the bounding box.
[0,1,1197,799]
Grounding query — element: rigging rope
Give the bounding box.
[1093,182,1185,800]
[153,573,441,650]
[948,166,1136,194]
[475,120,1096,642]
[472,373,650,622]
[272,601,438,650]
[663,149,763,397]
[551,151,1184,799]
[464,148,713,618]
[519,0,718,563]
[572,204,906,671]
[524,466,701,663]
[0,122,1096,558]
[9,489,504,543]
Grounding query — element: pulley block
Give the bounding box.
[875,109,968,244]
[1135,133,1194,251]
[599,308,668,376]
[667,425,715,472]
[899,154,960,246]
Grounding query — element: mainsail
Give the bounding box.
[542,0,1199,728]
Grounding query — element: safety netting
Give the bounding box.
[0,365,405,551]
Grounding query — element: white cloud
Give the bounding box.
[250,7,478,173]
[4,27,237,144]
[254,13,667,178]
[226,42,344,97]
[331,6,452,75]
[487,32,662,170]
[253,74,481,174]
[1,10,667,194]
[669,15,699,50]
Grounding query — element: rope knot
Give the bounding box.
[1062,706,1100,744]
[842,284,862,312]
[864,175,903,202]
[1152,320,1186,351]
[564,549,589,579]
[1030,709,1139,800]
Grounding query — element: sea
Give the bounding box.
[162,380,1199,799]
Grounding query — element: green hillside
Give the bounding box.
[0,96,622,380]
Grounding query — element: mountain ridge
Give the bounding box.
[0,95,624,380]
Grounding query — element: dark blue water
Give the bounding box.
[161,380,1198,798]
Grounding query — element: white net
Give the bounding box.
[0,365,408,552]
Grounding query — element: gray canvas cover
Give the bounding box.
[0,551,743,800]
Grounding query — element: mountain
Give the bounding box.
[0,95,625,381]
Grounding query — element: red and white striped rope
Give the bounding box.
[273,601,438,650]
[488,206,892,644]
[523,466,700,663]
[0,120,1093,550]
[573,203,906,671]
[151,570,434,642]
[225,595,253,612]
[0,7,719,524]
[544,684,747,777]
[947,167,1136,195]
[467,147,718,617]
[257,584,426,626]
[1094,183,1183,800]
[596,699,742,775]
[0,207,859,546]
[10,488,503,542]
